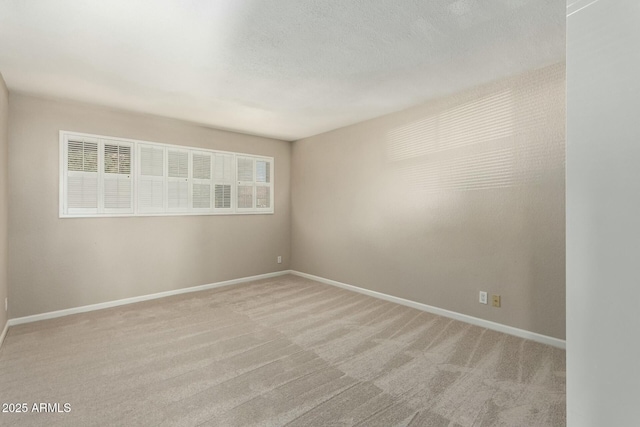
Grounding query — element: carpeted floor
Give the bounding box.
[0,274,565,426]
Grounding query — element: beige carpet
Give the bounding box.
[0,274,565,426]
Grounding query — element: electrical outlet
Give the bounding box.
[277,256,282,264]
[492,295,501,307]
[479,291,488,304]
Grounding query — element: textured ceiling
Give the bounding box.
[0,0,565,141]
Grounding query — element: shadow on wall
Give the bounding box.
[372,64,566,335]
[386,76,565,192]
[291,63,566,337]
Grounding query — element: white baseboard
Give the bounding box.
[3,269,565,350]
[0,320,8,350]
[7,270,292,327]
[290,270,565,349]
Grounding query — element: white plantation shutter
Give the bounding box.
[191,151,212,210]
[167,149,189,211]
[214,154,233,210]
[67,174,98,209]
[235,156,273,212]
[66,138,99,214]
[103,141,133,213]
[255,159,272,210]
[236,157,254,210]
[61,131,274,216]
[138,144,165,213]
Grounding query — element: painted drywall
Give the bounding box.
[0,73,8,332]
[566,0,640,424]
[8,94,291,318]
[292,63,566,339]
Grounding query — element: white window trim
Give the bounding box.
[59,131,275,218]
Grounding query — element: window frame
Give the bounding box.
[59,131,275,218]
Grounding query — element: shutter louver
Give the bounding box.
[168,181,188,208]
[193,183,211,208]
[192,152,212,210]
[139,180,164,209]
[68,140,98,172]
[67,175,98,209]
[237,185,253,209]
[167,149,189,211]
[66,139,98,212]
[237,157,254,210]
[168,150,188,178]
[214,154,233,181]
[141,146,163,176]
[256,160,271,210]
[256,186,270,209]
[215,184,231,208]
[104,178,132,209]
[67,140,84,171]
[214,154,233,209]
[193,153,211,180]
[138,145,165,212]
[104,142,133,211]
[237,158,253,182]
[256,160,270,183]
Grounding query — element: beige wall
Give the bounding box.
[8,94,291,318]
[292,63,566,339]
[6,64,565,340]
[0,74,8,331]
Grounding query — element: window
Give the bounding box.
[60,131,274,217]
[103,141,133,214]
[167,148,189,211]
[236,156,272,212]
[191,151,212,211]
[65,138,98,214]
[61,136,133,215]
[137,144,165,213]
[214,153,233,211]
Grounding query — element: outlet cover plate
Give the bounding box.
[492,295,501,307]
[479,291,488,304]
